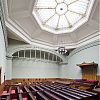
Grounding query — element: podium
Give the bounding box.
[77,62,98,80]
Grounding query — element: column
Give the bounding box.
[6,57,12,80]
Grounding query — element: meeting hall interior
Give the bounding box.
[0,0,100,100]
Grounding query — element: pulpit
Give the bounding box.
[77,62,98,80]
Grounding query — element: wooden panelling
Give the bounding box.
[7,78,74,85]
[82,67,97,80]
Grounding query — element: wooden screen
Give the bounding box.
[77,62,98,80]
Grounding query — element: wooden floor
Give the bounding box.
[0,81,98,100]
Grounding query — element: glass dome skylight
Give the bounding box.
[32,0,95,34]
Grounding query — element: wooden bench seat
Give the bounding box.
[37,91,50,100]
[24,86,36,100]
[43,90,63,100]
[50,89,76,100]
[61,88,87,98]
[30,86,38,92]
[63,88,92,96]
[56,89,82,99]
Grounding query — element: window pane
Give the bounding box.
[58,15,69,28]
[66,11,82,25]
[36,50,40,59]
[54,55,56,61]
[31,50,35,58]
[49,53,53,60]
[57,56,61,62]
[35,0,56,8]
[12,52,18,57]
[68,1,88,14]
[19,50,24,57]
[45,52,48,60]
[37,9,55,23]
[25,50,30,58]
[41,51,44,59]
[46,14,59,28]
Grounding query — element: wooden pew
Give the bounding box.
[36,91,50,100]
[24,86,36,100]
[62,88,97,99]
[35,86,44,91]
[60,88,87,98]
[44,82,97,99]
[16,86,23,100]
[40,85,51,91]
[63,88,92,97]
[0,94,10,100]
[30,86,38,92]
[43,90,63,100]
[1,81,98,100]
[36,85,63,100]
[56,89,82,99]
[39,85,76,100]
[49,89,77,100]
[46,85,92,99]
[42,84,81,99]
[44,85,56,90]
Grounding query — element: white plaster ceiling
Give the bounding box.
[4,0,100,49]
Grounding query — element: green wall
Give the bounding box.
[12,59,60,78]
[60,40,100,79]
[7,39,100,79]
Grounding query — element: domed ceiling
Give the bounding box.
[33,0,94,34]
[4,0,99,49]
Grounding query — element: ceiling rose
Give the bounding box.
[32,0,95,34]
